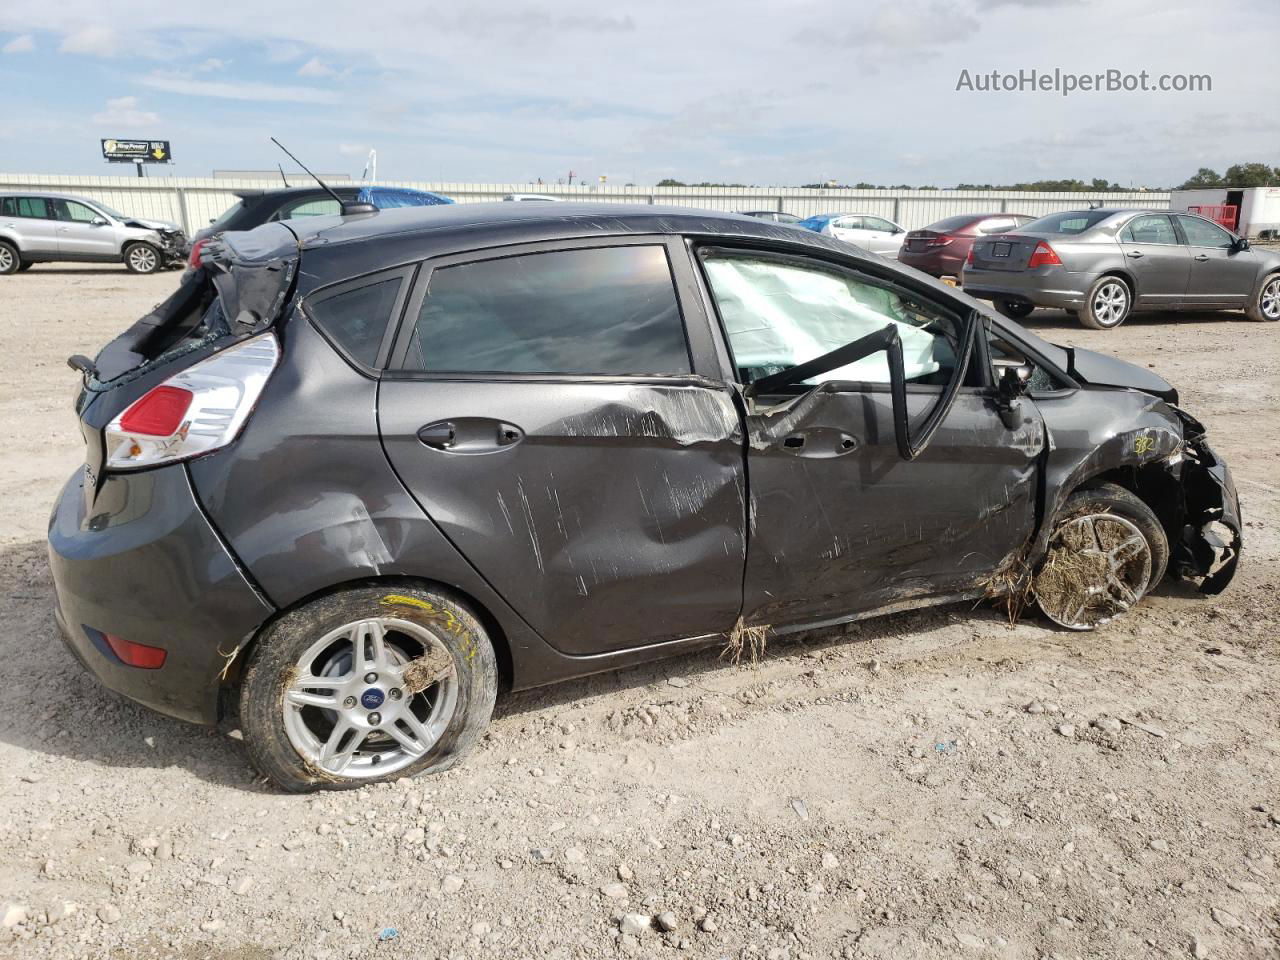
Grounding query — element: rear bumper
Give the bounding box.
[899,249,966,277]
[962,266,1089,309]
[47,464,274,724]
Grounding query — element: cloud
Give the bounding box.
[976,0,1081,7]
[297,56,336,78]
[59,25,117,57]
[2,34,35,54]
[138,70,340,103]
[196,57,226,72]
[338,142,370,156]
[798,0,980,50]
[92,96,160,127]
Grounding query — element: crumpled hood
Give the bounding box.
[1065,346,1178,405]
[124,217,181,233]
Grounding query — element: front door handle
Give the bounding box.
[1126,250,1144,259]
[1193,254,1210,262]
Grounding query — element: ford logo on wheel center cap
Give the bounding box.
[360,688,386,709]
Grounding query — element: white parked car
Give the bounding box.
[0,191,186,274]
[796,212,907,258]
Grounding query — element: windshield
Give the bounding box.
[90,200,129,220]
[1020,210,1114,235]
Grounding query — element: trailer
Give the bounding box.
[1170,187,1280,241]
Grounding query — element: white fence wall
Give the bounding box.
[0,174,1171,235]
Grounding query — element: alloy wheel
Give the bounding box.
[128,245,158,272]
[1262,277,1280,320]
[1036,513,1153,630]
[0,247,13,272]
[281,617,458,779]
[1092,280,1129,327]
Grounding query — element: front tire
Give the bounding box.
[1034,482,1168,630]
[994,298,1035,320]
[1080,275,1132,329]
[1246,273,1280,322]
[240,585,498,792]
[0,240,20,275]
[123,242,161,274]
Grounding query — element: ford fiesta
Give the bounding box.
[49,204,1241,791]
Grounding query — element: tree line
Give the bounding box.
[652,163,1279,191]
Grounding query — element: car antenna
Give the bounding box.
[277,163,290,188]
[269,137,376,216]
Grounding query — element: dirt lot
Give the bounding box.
[1,266,1277,960]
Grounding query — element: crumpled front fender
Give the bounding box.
[1173,413,1242,595]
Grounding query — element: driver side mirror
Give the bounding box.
[999,364,1032,398]
[91,217,109,227]
[1231,236,1250,252]
[996,365,1032,429]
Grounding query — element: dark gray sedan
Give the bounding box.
[962,208,1280,329]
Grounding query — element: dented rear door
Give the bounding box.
[378,239,747,655]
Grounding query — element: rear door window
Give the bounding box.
[306,272,409,369]
[402,245,691,375]
[1121,215,1179,245]
[15,197,53,219]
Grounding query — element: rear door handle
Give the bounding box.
[416,418,524,454]
[417,421,456,449]
[1193,254,1210,262]
[1126,250,1144,259]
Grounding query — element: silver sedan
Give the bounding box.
[961,208,1280,329]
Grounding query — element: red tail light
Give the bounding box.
[119,385,194,437]
[104,334,279,471]
[926,235,952,246]
[1028,241,1062,268]
[965,248,975,266]
[187,239,207,269]
[105,634,167,669]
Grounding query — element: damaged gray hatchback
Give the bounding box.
[48,203,1241,791]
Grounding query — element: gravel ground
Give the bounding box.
[1,265,1277,960]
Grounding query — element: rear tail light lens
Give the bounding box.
[187,239,207,269]
[1028,241,1063,268]
[104,333,280,471]
[119,385,193,436]
[105,634,167,669]
[965,248,975,266]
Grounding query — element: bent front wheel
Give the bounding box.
[240,585,497,792]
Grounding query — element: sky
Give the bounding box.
[0,0,1275,188]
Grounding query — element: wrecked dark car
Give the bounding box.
[48,203,1242,791]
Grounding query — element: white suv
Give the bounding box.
[0,192,187,275]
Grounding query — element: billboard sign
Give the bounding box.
[101,139,173,163]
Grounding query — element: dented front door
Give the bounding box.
[742,387,1044,628]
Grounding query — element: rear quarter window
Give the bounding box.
[307,274,406,369]
[403,245,691,376]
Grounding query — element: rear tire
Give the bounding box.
[239,585,498,792]
[994,299,1035,320]
[17,262,33,272]
[1246,273,1280,322]
[123,242,161,274]
[1080,275,1132,329]
[0,241,20,275]
[1034,482,1168,630]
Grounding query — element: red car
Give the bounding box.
[899,213,1035,279]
